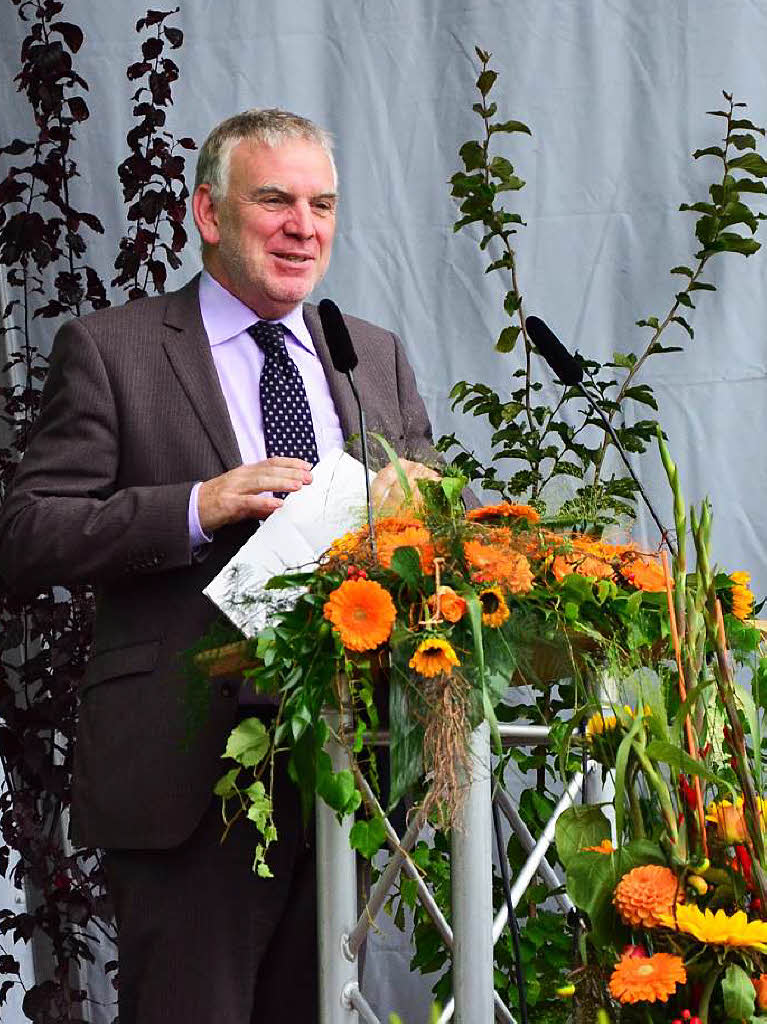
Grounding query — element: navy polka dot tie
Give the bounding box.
[248,320,318,498]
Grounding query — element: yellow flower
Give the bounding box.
[409,637,460,678]
[478,586,510,628]
[706,795,767,843]
[660,904,767,951]
[614,865,682,928]
[730,571,755,620]
[608,952,686,1005]
[323,579,396,652]
[585,712,618,739]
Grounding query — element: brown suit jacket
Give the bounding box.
[0,275,435,850]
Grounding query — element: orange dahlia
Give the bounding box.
[608,952,686,1004]
[614,865,682,928]
[428,586,466,623]
[619,553,669,593]
[464,540,534,593]
[323,579,396,652]
[409,637,460,678]
[377,526,435,575]
[478,586,510,628]
[730,571,755,620]
[466,502,540,525]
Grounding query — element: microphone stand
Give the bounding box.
[346,368,377,559]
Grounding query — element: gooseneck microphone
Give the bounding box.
[317,299,376,558]
[525,315,676,556]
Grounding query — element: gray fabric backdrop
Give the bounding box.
[2,1,767,1020]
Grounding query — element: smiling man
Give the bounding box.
[0,109,437,1023]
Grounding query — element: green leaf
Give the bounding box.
[503,291,521,316]
[703,232,761,256]
[614,708,645,842]
[316,762,361,815]
[245,780,272,830]
[390,546,423,590]
[730,132,757,150]
[496,326,520,353]
[477,69,497,96]
[370,432,412,503]
[256,861,273,878]
[611,351,637,368]
[223,717,270,768]
[459,140,485,172]
[735,683,762,793]
[723,962,755,1020]
[729,152,767,177]
[555,805,611,869]
[676,291,694,308]
[671,315,694,339]
[670,265,694,277]
[730,117,766,134]
[645,741,736,793]
[488,119,531,135]
[213,767,240,797]
[349,815,387,860]
[693,145,725,159]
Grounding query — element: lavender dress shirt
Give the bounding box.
[187,270,344,547]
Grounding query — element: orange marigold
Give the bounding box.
[614,865,682,928]
[409,637,460,678]
[464,540,534,593]
[619,553,669,593]
[466,502,540,525]
[730,571,755,620]
[323,579,396,652]
[608,952,686,1005]
[428,586,466,623]
[377,526,435,575]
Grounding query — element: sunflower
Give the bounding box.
[428,586,466,623]
[478,586,510,628]
[614,865,682,928]
[466,502,540,525]
[619,553,669,593]
[464,541,534,593]
[409,637,460,678]
[582,838,614,854]
[730,571,755,620]
[585,711,619,739]
[323,579,396,652]
[608,952,686,1004]
[660,904,767,950]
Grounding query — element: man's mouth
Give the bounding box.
[273,253,313,264]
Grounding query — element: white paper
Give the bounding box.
[204,449,373,637]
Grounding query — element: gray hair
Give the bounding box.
[194,108,337,200]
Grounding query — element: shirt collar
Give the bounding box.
[198,269,316,354]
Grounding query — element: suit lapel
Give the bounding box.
[303,303,358,440]
[162,275,242,471]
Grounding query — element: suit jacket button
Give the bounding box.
[221,685,233,698]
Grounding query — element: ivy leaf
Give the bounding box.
[349,816,387,859]
[223,716,270,768]
[722,963,755,1020]
[213,767,240,797]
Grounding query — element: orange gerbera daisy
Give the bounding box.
[464,540,534,593]
[479,586,510,628]
[466,502,540,525]
[608,952,686,1004]
[377,526,435,575]
[323,579,396,652]
[582,839,614,854]
[619,553,669,593]
[614,865,682,928]
[409,637,460,678]
[428,586,466,623]
[730,571,755,620]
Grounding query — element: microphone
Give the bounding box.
[524,314,676,556]
[317,299,376,557]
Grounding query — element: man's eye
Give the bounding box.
[261,196,284,206]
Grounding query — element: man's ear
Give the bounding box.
[192,184,221,247]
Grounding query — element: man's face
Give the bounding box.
[197,137,337,319]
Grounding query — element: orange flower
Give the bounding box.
[479,586,510,628]
[409,637,460,678]
[377,526,435,575]
[754,974,767,1011]
[730,571,755,620]
[428,586,466,623]
[549,536,616,582]
[464,541,534,593]
[614,865,682,928]
[375,515,424,534]
[466,502,540,525]
[583,839,614,854]
[323,579,396,652]
[608,952,686,1004]
[619,553,669,593]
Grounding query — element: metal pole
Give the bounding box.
[317,682,359,1024]
[451,720,494,1024]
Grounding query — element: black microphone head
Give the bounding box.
[525,315,583,385]
[318,298,358,373]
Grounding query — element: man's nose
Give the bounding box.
[284,200,314,239]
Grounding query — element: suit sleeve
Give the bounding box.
[0,318,194,592]
[392,334,438,464]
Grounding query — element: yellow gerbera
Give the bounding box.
[478,586,510,628]
[659,904,767,950]
[409,637,460,678]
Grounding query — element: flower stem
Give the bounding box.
[697,964,721,1024]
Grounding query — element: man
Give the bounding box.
[0,109,436,1023]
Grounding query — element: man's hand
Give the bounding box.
[198,457,313,532]
[371,460,440,517]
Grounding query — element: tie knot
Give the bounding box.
[249,320,286,356]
